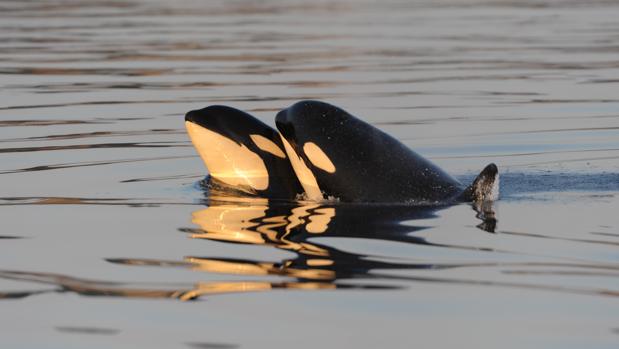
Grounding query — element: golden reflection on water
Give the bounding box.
[3,199,619,302]
[178,281,338,301]
[187,257,336,281]
[0,269,343,301]
[190,202,336,256]
[0,202,417,301]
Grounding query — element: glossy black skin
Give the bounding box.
[185,105,303,199]
[276,100,464,203]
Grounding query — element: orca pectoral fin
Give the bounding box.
[459,163,499,202]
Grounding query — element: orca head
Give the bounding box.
[276,100,468,204]
[185,105,302,199]
[275,101,346,201]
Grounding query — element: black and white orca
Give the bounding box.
[185,101,498,204]
[185,105,302,199]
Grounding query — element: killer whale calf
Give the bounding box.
[185,100,498,204]
[185,105,302,199]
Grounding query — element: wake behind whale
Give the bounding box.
[185,100,498,205]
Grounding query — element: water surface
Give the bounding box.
[1,1,618,348]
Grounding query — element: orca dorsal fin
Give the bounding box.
[459,163,499,202]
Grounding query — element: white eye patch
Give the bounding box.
[303,142,335,173]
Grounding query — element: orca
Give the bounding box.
[275,100,498,203]
[185,101,498,204]
[185,105,302,200]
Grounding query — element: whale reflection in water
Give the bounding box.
[5,198,616,301]
[0,188,495,302]
[0,268,385,301]
[106,199,497,300]
[178,197,496,284]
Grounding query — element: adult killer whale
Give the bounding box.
[185,100,498,204]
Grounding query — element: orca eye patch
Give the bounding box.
[303,142,335,173]
[250,134,286,158]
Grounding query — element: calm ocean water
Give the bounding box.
[1,1,618,348]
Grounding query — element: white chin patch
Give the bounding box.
[278,133,324,201]
[185,121,269,191]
